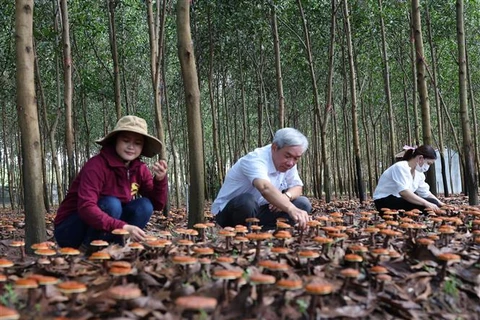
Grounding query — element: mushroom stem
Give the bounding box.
[308,295,318,318]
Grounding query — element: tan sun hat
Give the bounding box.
[95,115,163,158]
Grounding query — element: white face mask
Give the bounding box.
[415,163,430,173]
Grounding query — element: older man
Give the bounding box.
[212,128,312,230]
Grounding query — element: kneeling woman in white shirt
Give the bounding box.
[373,145,445,213]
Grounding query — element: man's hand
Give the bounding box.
[123,224,146,242]
[152,160,168,181]
[287,207,311,229]
[423,201,439,212]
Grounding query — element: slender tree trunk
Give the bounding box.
[59,0,75,184]
[456,0,478,204]
[238,37,248,155]
[15,0,47,248]
[378,0,396,164]
[107,0,121,119]
[207,6,223,187]
[270,3,285,129]
[177,0,205,226]
[411,0,437,194]
[425,5,449,196]
[343,0,365,202]
[162,53,181,208]
[466,46,480,186]
[297,0,323,198]
[320,0,337,203]
[147,0,167,159]
[409,12,420,146]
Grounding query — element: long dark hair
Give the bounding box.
[402,145,437,161]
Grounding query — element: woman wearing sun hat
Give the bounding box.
[54,115,168,248]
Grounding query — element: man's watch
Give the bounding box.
[284,191,293,201]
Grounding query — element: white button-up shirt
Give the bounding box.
[373,160,430,200]
[211,144,303,215]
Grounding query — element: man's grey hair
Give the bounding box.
[272,128,308,152]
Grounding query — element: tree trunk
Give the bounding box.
[207,5,223,187]
[425,5,449,197]
[146,0,167,160]
[465,46,480,187]
[320,0,337,203]
[297,0,323,199]
[15,0,47,249]
[107,0,122,119]
[343,0,365,202]
[411,0,437,194]
[270,3,285,129]
[409,12,420,146]
[59,0,75,185]
[378,0,396,164]
[456,0,478,205]
[176,0,205,226]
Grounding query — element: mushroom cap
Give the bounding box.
[276,279,303,290]
[216,256,235,264]
[193,247,214,255]
[344,254,363,262]
[0,305,20,320]
[146,239,171,248]
[0,274,7,282]
[370,266,388,274]
[437,253,461,263]
[348,244,368,253]
[340,268,360,278]
[312,236,333,244]
[172,255,198,265]
[34,248,57,256]
[89,251,111,260]
[305,283,333,295]
[37,276,60,286]
[249,274,276,285]
[112,228,130,235]
[109,285,142,300]
[271,247,289,254]
[274,230,292,239]
[59,247,81,255]
[193,223,208,229]
[177,239,194,246]
[109,266,132,276]
[90,240,109,247]
[298,250,320,259]
[416,238,435,246]
[212,269,243,280]
[246,232,272,241]
[111,261,132,269]
[57,281,87,294]
[276,221,292,229]
[0,258,14,268]
[14,278,38,289]
[175,296,217,311]
[9,241,25,248]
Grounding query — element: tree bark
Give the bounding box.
[59,0,75,184]
[15,0,47,248]
[107,0,122,120]
[297,0,323,199]
[456,0,478,204]
[378,0,396,164]
[409,12,420,146]
[207,5,223,187]
[270,2,285,129]
[343,0,365,202]
[411,0,437,194]
[425,5,449,196]
[176,0,205,226]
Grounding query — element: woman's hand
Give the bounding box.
[152,160,168,181]
[123,224,146,242]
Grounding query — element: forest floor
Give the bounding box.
[0,196,479,320]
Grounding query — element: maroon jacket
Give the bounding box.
[54,145,168,231]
